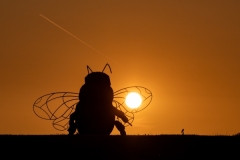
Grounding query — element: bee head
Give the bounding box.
[85,72,111,85]
[84,64,112,85]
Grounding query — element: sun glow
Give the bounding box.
[125,92,142,109]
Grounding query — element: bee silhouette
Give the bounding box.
[33,64,152,135]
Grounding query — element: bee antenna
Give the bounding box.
[102,63,112,73]
[87,65,93,74]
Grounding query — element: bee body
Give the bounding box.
[69,65,127,135]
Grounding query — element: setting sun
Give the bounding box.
[125,92,142,109]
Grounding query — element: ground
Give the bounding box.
[1,135,239,159]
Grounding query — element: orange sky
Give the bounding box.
[0,1,239,135]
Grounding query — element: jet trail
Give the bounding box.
[39,14,117,64]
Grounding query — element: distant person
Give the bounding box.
[181,129,184,135]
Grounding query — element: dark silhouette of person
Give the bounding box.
[181,129,184,135]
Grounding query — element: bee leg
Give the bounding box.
[114,121,126,136]
[68,112,77,135]
[68,123,76,135]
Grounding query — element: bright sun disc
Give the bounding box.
[125,92,142,109]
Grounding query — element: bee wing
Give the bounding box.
[52,116,71,131]
[33,92,79,131]
[113,100,134,127]
[113,86,153,113]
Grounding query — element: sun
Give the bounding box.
[125,92,142,109]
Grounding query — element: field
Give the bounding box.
[1,134,239,159]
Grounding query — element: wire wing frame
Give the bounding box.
[33,86,152,131]
[33,92,79,131]
[113,86,153,113]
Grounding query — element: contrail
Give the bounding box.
[39,14,117,64]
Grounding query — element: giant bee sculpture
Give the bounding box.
[33,64,152,135]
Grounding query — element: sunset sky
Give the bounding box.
[0,0,239,135]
